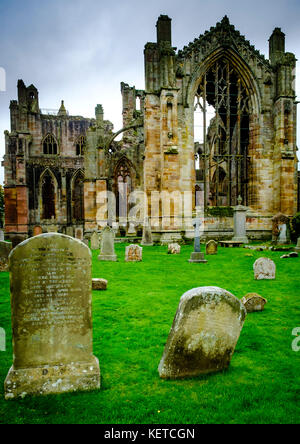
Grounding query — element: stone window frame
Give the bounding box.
[42,134,59,155]
[75,135,86,156]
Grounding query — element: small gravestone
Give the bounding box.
[141,217,153,246]
[98,226,117,262]
[4,233,100,400]
[158,286,247,379]
[241,293,267,313]
[92,279,108,291]
[0,241,12,272]
[254,258,276,280]
[33,226,43,237]
[75,227,84,241]
[206,240,218,255]
[0,230,4,241]
[125,244,143,262]
[168,243,181,255]
[90,232,100,250]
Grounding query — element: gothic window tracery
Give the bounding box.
[43,134,58,155]
[76,135,86,156]
[115,159,133,219]
[194,58,250,208]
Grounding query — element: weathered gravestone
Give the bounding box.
[254,257,276,280]
[125,244,143,262]
[90,232,100,250]
[0,241,12,272]
[33,226,43,237]
[168,243,181,255]
[92,279,108,291]
[4,233,100,400]
[241,293,267,313]
[158,287,247,379]
[272,213,290,245]
[75,227,84,241]
[206,240,218,255]
[98,226,117,261]
[141,217,153,246]
[0,230,4,241]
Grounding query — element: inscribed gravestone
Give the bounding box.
[98,226,117,261]
[91,232,100,250]
[206,240,218,255]
[0,241,12,272]
[125,245,143,262]
[4,233,100,400]
[254,258,276,280]
[158,286,247,379]
[0,230,4,241]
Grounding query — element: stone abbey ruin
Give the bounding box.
[2,15,298,244]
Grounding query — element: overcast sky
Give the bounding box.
[0,0,299,184]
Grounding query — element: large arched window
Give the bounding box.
[43,134,58,155]
[194,58,250,207]
[41,171,56,220]
[72,171,84,221]
[76,135,86,156]
[114,158,133,219]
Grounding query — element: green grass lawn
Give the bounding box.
[0,244,299,424]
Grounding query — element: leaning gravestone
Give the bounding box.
[125,244,143,262]
[98,226,117,261]
[0,241,12,272]
[241,293,267,313]
[0,230,4,241]
[158,286,247,379]
[206,240,218,255]
[168,243,181,255]
[90,231,100,250]
[254,258,276,280]
[4,233,100,400]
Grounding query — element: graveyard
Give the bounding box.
[0,241,299,424]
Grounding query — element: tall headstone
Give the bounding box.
[158,287,247,379]
[232,196,249,244]
[206,240,218,255]
[125,244,143,262]
[254,257,276,280]
[98,226,117,261]
[90,231,100,250]
[141,217,153,246]
[4,233,100,400]
[0,229,4,241]
[189,218,207,263]
[0,241,12,272]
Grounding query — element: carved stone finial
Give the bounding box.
[237,195,243,205]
